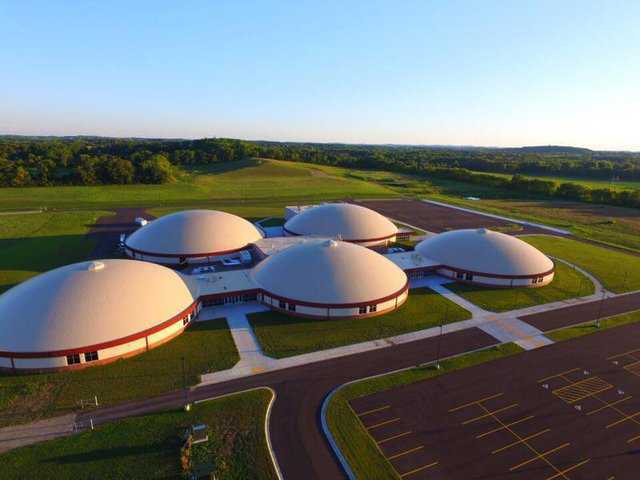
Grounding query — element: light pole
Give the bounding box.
[181,356,189,409]
[435,303,448,370]
[595,291,606,329]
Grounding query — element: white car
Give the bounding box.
[134,217,148,227]
[192,265,215,274]
[221,257,241,266]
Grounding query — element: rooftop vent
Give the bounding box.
[87,261,105,272]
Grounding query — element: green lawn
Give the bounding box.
[0,159,396,211]
[522,235,640,293]
[0,319,239,428]
[0,210,107,292]
[247,288,471,358]
[445,261,595,312]
[327,343,523,480]
[344,167,640,252]
[547,310,640,342]
[0,388,276,480]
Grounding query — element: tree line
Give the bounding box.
[1,135,639,208]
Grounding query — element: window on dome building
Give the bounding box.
[84,351,99,362]
[359,306,367,314]
[66,353,81,365]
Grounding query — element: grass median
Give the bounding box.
[247,288,471,358]
[326,343,523,479]
[445,261,594,312]
[547,310,640,342]
[523,235,640,293]
[0,388,276,480]
[0,319,239,428]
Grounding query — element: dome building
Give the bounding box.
[252,239,408,318]
[0,259,197,371]
[415,229,555,287]
[124,209,263,265]
[283,203,398,247]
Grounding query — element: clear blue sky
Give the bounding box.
[1,1,638,150]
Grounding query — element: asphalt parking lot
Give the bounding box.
[350,323,640,479]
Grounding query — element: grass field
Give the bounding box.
[477,171,640,192]
[445,261,595,312]
[0,388,276,480]
[0,159,396,211]
[522,236,640,293]
[247,288,471,358]
[0,319,239,428]
[327,343,523,480]
[345,167,640,252]
[0,210,107,292]
[547,310,640,342]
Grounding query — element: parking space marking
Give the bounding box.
[606,411,640,429]
[509,442,570,472]
[448,392,504,412]
[462,403,518,425]
[607,348,640,361]
[624,360,640,377]
[476,415,534,439]
[553,376,612,404]
[399,461,439,478]
[356,405,390,417]
[377,430,413,445]
[544,459,591,480]
[538,367,581,384]
[387,445,425,460]
[366,417,400,430]
[492,429,550,454]
[586,396,632,416]
[627,432,640,443]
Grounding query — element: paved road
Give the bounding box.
[78,328,497,479]
[520,291,640,332]
[87,208,154,259]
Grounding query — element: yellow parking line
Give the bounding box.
[587,396,632,416]
[607,411,640,429]
[509,443,570,471]
[462,403,518,425]
[544,459,590,480]
[627,433,640,444]
[492,429,550,454]
[356,405,390,417]
[387,445,424,460]
[378,430,412,445]
[538,367,581,383]
[608,348,640,360]
[477,415,534,439]
[367,418,400,430]
[399,461,439,477]
[448,392,503,412]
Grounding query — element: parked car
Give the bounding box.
[134,217,148,227]
[221,257,241,266]
[387,247,406,253]
[192,265,215,274]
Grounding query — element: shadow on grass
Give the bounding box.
[43,440,177,464]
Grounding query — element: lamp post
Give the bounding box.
[435,303,448,370]
[595,291,606,329]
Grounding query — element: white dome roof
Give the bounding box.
[284,203,398,242]
[416,229,554,276]
[125,209,263,257]
[251,239,407,305]
[0,259,194,353]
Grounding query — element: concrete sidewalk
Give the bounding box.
[0,413,77,454]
